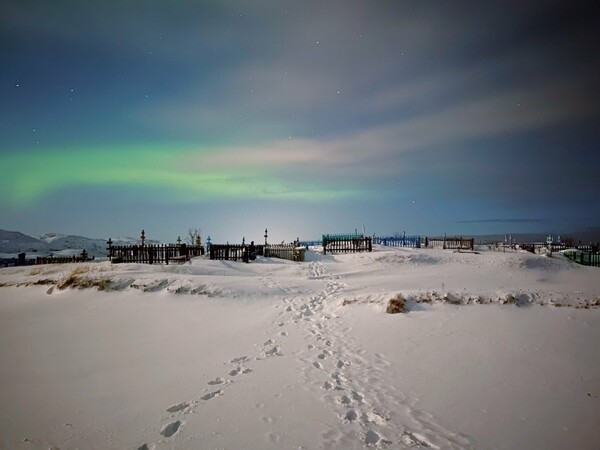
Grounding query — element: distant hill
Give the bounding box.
[0,229,48,253]
[0,229,160,258]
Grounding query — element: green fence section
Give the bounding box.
[565,251,600,267]
[322,233,364,242]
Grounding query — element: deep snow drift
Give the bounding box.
[0,246,599,450]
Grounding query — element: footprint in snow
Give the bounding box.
[229,367,252,376]
[160,420,182,438]
[351,390,364,403]
[344,410,358,423]
[400,430,438,448]
[364,429,387,447]
[229,356,250,364]
[257,339,283,357]
[338,394,352,406]
[208,377,230,385]
[317,350,330,360]
[264,346,282,357]
[362,410,388,426]
[201,389,223,401]
[166,402,190,413]
[323,381,340,391]
[337,360,348,369]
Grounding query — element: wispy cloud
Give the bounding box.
[166,73,596,173]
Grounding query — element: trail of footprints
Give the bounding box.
[140,261,471,449]
[139,352,258,448]
[140,333,285,448]
[294,262,472,448]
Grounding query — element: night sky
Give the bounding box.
[2,1,599,243]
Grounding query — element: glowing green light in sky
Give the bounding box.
[2,144,362,207]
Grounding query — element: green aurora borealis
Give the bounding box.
[2,145,362,206]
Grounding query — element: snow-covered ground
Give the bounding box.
[0,246,599,450]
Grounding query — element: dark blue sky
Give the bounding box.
[2,1,599,242]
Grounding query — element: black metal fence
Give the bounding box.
[1,253,35,267]
[36,255,95,264]
[209,244,251,263]
[425,236,474,251]
[109,244,204,264]
[322,234,372,254]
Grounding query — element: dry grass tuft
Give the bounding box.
[57,266,91,290]
[386,294,407,314]
[503,293,515,304]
